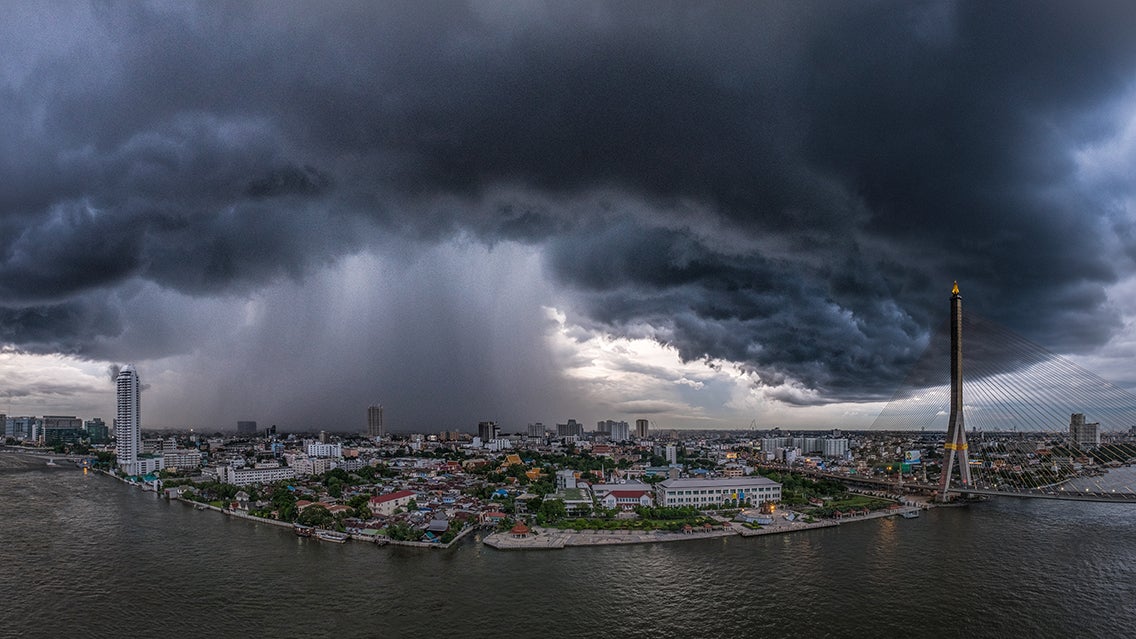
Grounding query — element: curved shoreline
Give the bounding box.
[483,506,921,550]
[94,469,922,552]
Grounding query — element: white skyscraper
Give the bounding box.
[116,365,141,473]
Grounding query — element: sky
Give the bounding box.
[2,1,1136,433]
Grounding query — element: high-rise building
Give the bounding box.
[7,416,39,441]
[609,421,630,441]
[822,438,849,458]
[368,405,384,439]
[115,365,142,473]
[478,421,500,442]
[635,419,649,440]
[595,420,630,440]
[556,419,584,438]
[526,423,546,438]
[85,418,109,444]
[43,416,83,444]
[237,421,257,436]
[1069,413,1101,448]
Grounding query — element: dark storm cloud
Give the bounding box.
[3,1,1136,409]
[0,298,122,355]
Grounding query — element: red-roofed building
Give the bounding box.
[600,490,653,511]
[480,511,508,524]
[369,490,416,516]
[296,500,334,513]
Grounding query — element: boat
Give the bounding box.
[901,509,920,519]
[293,524,314,538]
[314,529,349,543]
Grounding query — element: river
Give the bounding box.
[2,466,1134,638]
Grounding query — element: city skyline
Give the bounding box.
[3,3,1136,431]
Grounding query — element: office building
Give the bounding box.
[43,416,83,444]
[7,416,39,441]
[85,418,109,444]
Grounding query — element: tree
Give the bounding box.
[530,480,555,496]
[407,498,419,511]
[297,505,334,527]
[538,499,567,524]
[385,522,418,541]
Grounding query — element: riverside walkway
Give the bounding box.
[483,505,922,550]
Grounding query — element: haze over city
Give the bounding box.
[3,1,1136,432]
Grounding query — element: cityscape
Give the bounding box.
[5,2,1136,638]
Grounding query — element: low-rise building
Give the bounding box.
[307,442,342,458]
[600,490,653,511]
[370,490,416,516]
[216,464,296,486]
[162,449,203,470]
[655,476,781,508]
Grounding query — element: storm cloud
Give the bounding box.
[3,1,1136,427]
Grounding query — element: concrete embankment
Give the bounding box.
[485,506,925,550]
[383,523,480,549]
[97,471,478,549]
[484,526,737,550]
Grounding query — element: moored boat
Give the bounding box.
[314,529,348,543]
[293,524,314,538]
[901,509,920,519]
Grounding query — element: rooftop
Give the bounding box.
[658,476,780,489]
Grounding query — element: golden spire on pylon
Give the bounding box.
[952,281,960,295]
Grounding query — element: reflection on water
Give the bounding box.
[1061,465,1136,493]
[2,469,1135,638]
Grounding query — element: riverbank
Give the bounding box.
[97,468,924,552]
[483,505,924,550]
[97,469,481,550]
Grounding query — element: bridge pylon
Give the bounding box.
[938,282,971,500]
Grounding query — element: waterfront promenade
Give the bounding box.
[483,505,922,550]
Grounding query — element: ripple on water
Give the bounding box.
[3,471,1136,639]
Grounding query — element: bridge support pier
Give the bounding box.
[939,282,971,501]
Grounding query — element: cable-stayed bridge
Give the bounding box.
[870,284,1136,503]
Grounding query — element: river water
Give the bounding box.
[2,466,1135,639]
